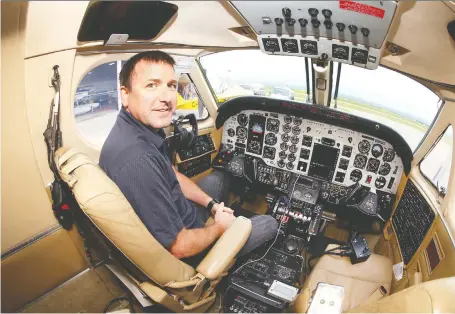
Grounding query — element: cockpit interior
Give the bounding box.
[2,1,455,313]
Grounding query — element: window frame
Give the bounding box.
[176,72,210,122]
[419,123,453,193]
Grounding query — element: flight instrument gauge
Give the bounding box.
[236,127,247,139]
[354,154,367,169]
[375,176,387,189]
[248,140,261,155]
[378,162,391,176]
[366,158,380,173]
[350,169,363,182]
[237,113,248,126]
[383,148,395,162]
[358,140,371,154]
[265,133,277,146]
[282,124,291,133]
[266,118,280,133]
[263,146,276,159]
[371,144,383,158]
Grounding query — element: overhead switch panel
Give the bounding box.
[230,1,397,70]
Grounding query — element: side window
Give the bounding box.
[420,126,453,193]
[74,60,209,147]
[74,61,120,148]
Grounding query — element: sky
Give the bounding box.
[199,50,440,125]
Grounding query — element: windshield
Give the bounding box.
[272,87,291,96]
[199,50,441,151]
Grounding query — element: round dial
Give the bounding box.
[375,176,387,189]
[294,118,303,126]
[289,145,298,153]
[350,169,363,182]
[358,140,371,154]
[383,148,395,162]
[248,140,261,154]
[279,151,287,159]
[265,133,277,146]
[291,135,299,144]
[354,154,367,169]
[286,162,294,170]
[366,158,380,173]
[281,134,290,142]
[266,118,280,133]
[378,162,391,176]
[282,124,291,133]
[293,190,302,199]
[237,113,248,126]
[371,144,383,158]
[280,142,289,151]
[263,146,276,159]
[224,143,233,150]
[236,126,247,139]
[288,154,296,162]
[284,116,292,124]
[277,160,285,168]
[227,128,235,137]
[292,126,301,135]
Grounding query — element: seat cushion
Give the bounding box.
[303,244,392,311]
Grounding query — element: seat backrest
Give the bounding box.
[55,148,196,286]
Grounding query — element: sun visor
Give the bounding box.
[229,1,397,70]
[77,1,178,43]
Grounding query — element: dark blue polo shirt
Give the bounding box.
[99,108,204,248]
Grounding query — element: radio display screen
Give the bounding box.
[308,144,339,181]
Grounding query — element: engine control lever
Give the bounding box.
[307,204,323,241]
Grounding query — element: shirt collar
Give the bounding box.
[118,107,167,149]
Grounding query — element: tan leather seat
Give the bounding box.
[349,276,455,313]
[294,244,392,312]
[55,148,252,313]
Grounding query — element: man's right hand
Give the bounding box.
[214,202,236,231]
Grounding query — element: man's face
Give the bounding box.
[120,61,177,129]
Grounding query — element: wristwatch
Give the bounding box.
[206,199,220,212]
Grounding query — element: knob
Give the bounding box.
[320,53,328,60]
[349,24,358,34]
[322,9,332,18]
[311,19,321,28]
[324,20,333,29]
[361,27,370,37]
[282,7,291,17]
[298,18,308,27]
[336,23,345,31]
[275,18,284,26]
[308,8,319,17]
[287,18,296,26]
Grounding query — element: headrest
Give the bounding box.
[55,148,196,286]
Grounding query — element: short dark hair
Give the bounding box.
[119,51,176,90]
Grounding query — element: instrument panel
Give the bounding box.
[221,110,403,194]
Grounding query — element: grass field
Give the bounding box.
[262,87,430,133]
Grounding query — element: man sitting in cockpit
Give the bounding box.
[99,51,278,265]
